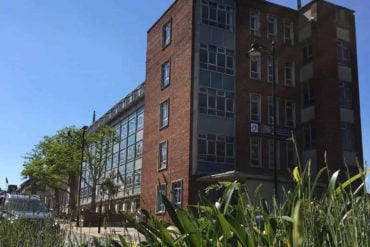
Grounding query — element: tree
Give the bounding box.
[101,169,121,213]
[83,125,118,212]
[22,126,84,216]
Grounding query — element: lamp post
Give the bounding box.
[76,125,88,227]
[249,40,278,198]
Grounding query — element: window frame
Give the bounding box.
[283,20,294,45]
[285,100,296,128]
[199,43,234,75]
[284,62,295,87]
[302,40,313,65]
[158,140,168,170]
[250,9,260,36]
[201,0,233,31]
[198,133,234,163]
[162,20,172,48]
[250,137,262,167]
[250,94,261,122]
[267,16,277,40]
[339,81,353,108]
[156,184,166,214]
[302,80,314,107]
[171,180,183,208]
[159,99,169,129]
[337,39,351,66]
[250,56,261,80]
[161,60,171,89]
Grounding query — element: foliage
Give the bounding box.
[0,219,65,247]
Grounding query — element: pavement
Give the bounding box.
[62,223,144,245]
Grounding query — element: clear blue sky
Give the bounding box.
[0,0,369,190]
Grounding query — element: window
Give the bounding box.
[171,180,182,208]
[136,140,143,159]
[303,123,315,149]
[128,114,136,135]
[267,55,273,83]
[127,145,135,161]
[268,97,279,125]
[302,80,314,107]
[286,142,296,168]
[250,9,260,36]
[199,88,234,118]
[134,169,141,186]
[198,134,234,163]
[158,141,168,170]
[161,60,171,88]
[250,94,261,122]
[268,140,280,169]
[121,121,128,139]
[284,62,295,86]
[302,40,313,65]
[156,184,166,213]
[199,44,234,74]
[162,20,171,47]
[250,56,261,80]
[267,16,277,40]
[337,40,351,66]
[284,20,294,45]
[250,137,261,167]
[341,123,355,150]
[137,108,144,130]
[201,0,233,31]
[339,81,353,108]
[160,100,169,128]
[285,101,296,127]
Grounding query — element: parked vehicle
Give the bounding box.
[0,194,57,227]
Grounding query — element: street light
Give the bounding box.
[76,125,88,227]
[248,40,278,198]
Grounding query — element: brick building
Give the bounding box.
[81,0,362,216]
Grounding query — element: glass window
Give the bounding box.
[162,20,171,47]
[250,137,261,167]
[268,140,280,169]
[136,140,143,159]
[134,169,141,186]
[337,40,351,66]
[197,134,234,163]
[250,94,261,122]
[160,100,169,128]
[250,56,260,80]
[250,9,260,36]
[268,97,280,125]
[121,121,128,139]
[339,81,353,108]
[267,16,277,40]
[302,40,313,65]
[137,109,144,130]
[201,0,233,31]
[199,88,234,118]
[128,115,136,135]
[341,123,355,150]
[159,141,168,170]
[285,101,296,127]
[284,62,295,86]
[156,184,166,213]
[171,180,182,208]
[284,20,294,45]
[127,145,135,161]
[302,80,314,107]
[161,60,171,88]
[303,123,315,149]
[120,149,126,164]
[199,43,234,75]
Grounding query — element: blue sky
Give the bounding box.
[0,0,369,190]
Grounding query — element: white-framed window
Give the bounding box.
[250,137,261,167]
[268,97,279,125]
[250,9,260,36]
[286,142,296,169]
[341,122,355,151]
[250,56,261,80]
[161,60,171,88]
[284,62,295,86]
[339,81,353,108]
[337,39,351,66]
[201,0,233,31]
[250,94,261,122]
[158,141,168,170]
[199,44,234,74]
[303,122,315,149]
[134,169,141,186]
[283,20,294,45]
[268,140,280,169]
[160,100,169,128]
[302,80,314,107]
[162,20,172,48]
[156,184,166,213]
[199,87,234,118]
[198,134,234,163]
[136,140,143,159]
[302,40,313,65]
[285,100,296,127]
[137,108,144,130]
[267,16,277,40]
[171,180,182,208]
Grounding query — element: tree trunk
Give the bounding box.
[68,174,78,219]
